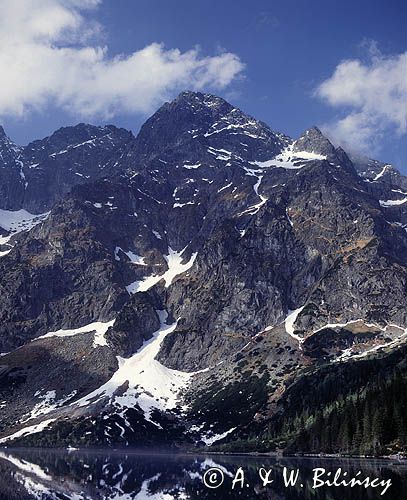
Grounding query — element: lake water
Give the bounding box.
[0,448,406,499]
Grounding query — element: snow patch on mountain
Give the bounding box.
[238,196,267,216]
[173,201,195,208]
[17,159,28,189]
[0,209,49,233]
[237,167,268,215]
[203,119,260,138]
[217,182,233,193]
[114,247,146,265]
[380,197,407,207]
[152,230,162,240]
[34,320,115,348]
[285,307,305,344]
[0,209,49,257]
[0,244,12,257]
[313,319,379,334]
[75,311,197,427]
[250,145,326,170]
[126,247,197,294]
[201,427,237,446]
[373,164,392,181]
[21,390,78,423]
[182,163,201,169]
[163,248,197,286]
[207,146,235,161]
[0,419,56,444]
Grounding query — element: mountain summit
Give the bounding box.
[293,126,337,156]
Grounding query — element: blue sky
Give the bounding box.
[2,0,406,171]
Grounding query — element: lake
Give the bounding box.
[0,448,406,499]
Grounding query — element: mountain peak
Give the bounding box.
[0,125,21,163]
[293,126,336,157]
[24,123,132,159]
[175,90,230,109]
[133,90,287,163]
[169,90,234,118]
[307,125,323,135]
[133,91,235,159]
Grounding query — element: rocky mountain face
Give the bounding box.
[0,91,406,454]
[0,124,133,213]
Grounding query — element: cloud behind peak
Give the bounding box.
[315,46,407,154]
[0,0,244,120]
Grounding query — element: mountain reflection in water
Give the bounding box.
[0,449,406,500]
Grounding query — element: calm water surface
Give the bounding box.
[0,448,406,499]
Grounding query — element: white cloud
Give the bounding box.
[0,0,244,119]
[315,46,407,153]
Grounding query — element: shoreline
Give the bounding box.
[0,446,406,463]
